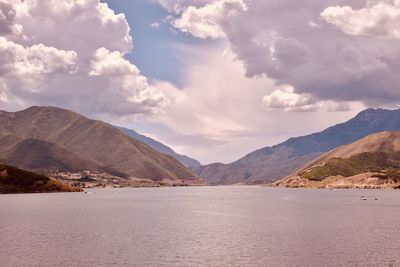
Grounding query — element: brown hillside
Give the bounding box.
[310,131,400,166]
[0,134,124,176]
[272,131,400,189]
[0,106,197,181]
[0,163,79,193]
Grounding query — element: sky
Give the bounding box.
[1,0,400,164]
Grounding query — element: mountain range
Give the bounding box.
[273,131,400,189]
[119,127,201,167]
[0,106,199,183]
[2,106,400,188]
[194,108,400,185]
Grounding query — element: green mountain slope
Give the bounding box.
[273,131,400,189]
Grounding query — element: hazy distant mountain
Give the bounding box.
[119,127,201,167]
[273,131,400,189]
[194,108,400,185]
[0,106,198,182]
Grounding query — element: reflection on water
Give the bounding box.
[1,187,399,267]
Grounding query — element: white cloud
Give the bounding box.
[308,20,321,29]
[156,46,269,136]
[89,47,168,115]
[263,86,316,112]
[0,37,77,75]
[0,0,166,117]
[321,0,400,39]
[12,0,133,54]
[90,48,139,76]
[262,86,354,113]
[167,0,247,39]
[150,22,160,29]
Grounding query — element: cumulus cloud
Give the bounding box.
[321,0,400,39]
[263,86,317,112]
[167,0,247,39]
[0,37,77,75]
[88,48,167,114]
[13,0,133,55]
[90,48,139,76]
[262,86,353,112]
[0,0,167,117]
[162,0,400,109]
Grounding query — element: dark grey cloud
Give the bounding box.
[165,0,400,107]
[220,0,400,105]
[0,1,15,35]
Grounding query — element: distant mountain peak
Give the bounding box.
[22,105,67,113]
[119,127,201,168]
[353,107,400,119]
[194,107,400,185]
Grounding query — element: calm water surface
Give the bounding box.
[1,186,400,267]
